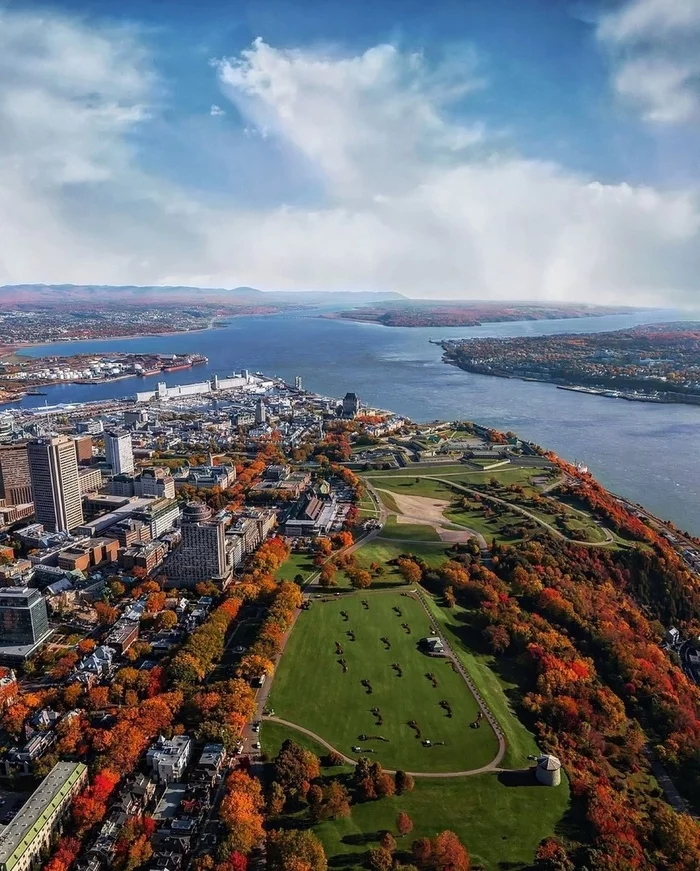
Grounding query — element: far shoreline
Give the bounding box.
[1,317,225,360]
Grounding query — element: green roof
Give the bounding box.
[0,762,87,871]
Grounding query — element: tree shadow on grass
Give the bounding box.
[341,831,385,846]
[328,854,364,868]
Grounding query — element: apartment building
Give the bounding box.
[27,436,84,533]
[0,762,88,871]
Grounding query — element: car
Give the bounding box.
[251,741,261,751]
[252,723,260,732]
[232,645,247,653]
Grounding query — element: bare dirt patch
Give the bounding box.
[376,489,485,546]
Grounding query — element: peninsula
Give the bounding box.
[325,301,636,328]
[440,321,700,404]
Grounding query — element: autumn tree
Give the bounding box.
[268,781,287,816]
[432,831,470,871]
[318,781,351,820]
[267,829,327,871]
[397,812,414,837]
[412,838,433,867]
[395,770,415,794]
[367,847,393,871]
[274,740,321,800]
[534,838,574,871]
[219,771,265,854]
[380,832,397,853]
[44,837,82,871]
[319,563,337,587]
[351,570,372,590]
[154,609,178,631]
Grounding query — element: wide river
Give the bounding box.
[5,308,700,533]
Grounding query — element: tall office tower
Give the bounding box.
[27,436,84,532]
[255,398,267,425]
[166,501,229,587]
[0,587,50,646]
[71,435,93,464]
[0,443,33,505]
[105,431,135,475]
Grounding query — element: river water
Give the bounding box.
[5,308,700,533]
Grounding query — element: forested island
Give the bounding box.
[441,322,700,404]
[326,301,635,328]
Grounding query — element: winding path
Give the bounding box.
[265,586,506,778]
[429,477,615,546]
[266,714,503,778]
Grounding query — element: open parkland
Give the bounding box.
[259,458,613,870]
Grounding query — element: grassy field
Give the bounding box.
[420,594,542,770]
[262,722,571,871]
[445,506,523,544]
[276,552,318,583]
[365,466,544,490]
[353,540,451,572]
[378,517,442,541]
[367,468,618,548]
[269,590,499,772]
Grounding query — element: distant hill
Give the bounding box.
[0,284,405,306]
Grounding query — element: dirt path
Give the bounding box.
[374,487,487,547]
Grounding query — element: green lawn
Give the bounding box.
[269,591,499,773]
[263,723,571,871]
[375,489,401,513]
[354,540,450,572]
[420,594,542,770]
[276,552,318,583]
[378,517,442,541]
[445,506,524,544]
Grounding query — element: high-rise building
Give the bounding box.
[0,587,50,646]
[165,501,230,588]
[0,413,13,443]
[71,434,93,464]
[255,398,267,425]
[294,375,303,390]
[342,392,360,418]
[105,431,134,476]
[27,435,84,532]
[0,443,32,506]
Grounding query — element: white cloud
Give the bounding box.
[597,0,700,124]
[0,10,699,307]
[210,104,226,116]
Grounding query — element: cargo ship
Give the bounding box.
[161,362,193,373]
[138,367,161,377]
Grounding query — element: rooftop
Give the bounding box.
[0,762,87,871]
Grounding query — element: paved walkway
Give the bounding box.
[262,584,506,779]
[428,477,615,547]
[265,714,503,778]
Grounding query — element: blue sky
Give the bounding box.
[1,0,699,304]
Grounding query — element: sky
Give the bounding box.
[1,0,700,305]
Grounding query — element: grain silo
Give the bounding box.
[536,754,562,786]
